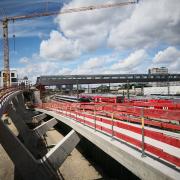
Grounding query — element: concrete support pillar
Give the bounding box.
[109,82,111,93]
[76,81,79,99]
[167,82,170,95]
[12,97,33,123]
[43,130,81,169]
[7,105,43,156]
[88,84,90,94]
[32,113,47,123]
[7,99,55,157]
[0,118,80,180]
[33,118,57,137]
[17,93,26,110]
[127,81,130,100]
[141,86,144,96]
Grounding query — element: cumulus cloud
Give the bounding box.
[40,0,180,61]
[19,57,29,64]
[40,0,133,60]
[17,60,59,82]
[16,0,180,81]
[71,55,113,74]
[58,67,72,75]
[40,30,81,60]
[152,46,180,72]
[153,46,180,63]
[108,0,180,50]
[57,51,148,75]
[111,49,147,71]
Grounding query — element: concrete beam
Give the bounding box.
[0,119,59,180]
[32,113,47,123]
[7,105,58,157]
[43,130,81,169]
[7,105,30,137]
[33,118,57,137]
[7,105,44,157]
[0,92,62,179]
[0,117,79,179]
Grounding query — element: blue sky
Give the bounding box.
[0,0,180,82]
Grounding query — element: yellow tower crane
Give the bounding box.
[0,1,137,87]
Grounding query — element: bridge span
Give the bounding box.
[37,73,180,85]
[0,88,179,180]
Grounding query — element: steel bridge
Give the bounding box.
[36,74,180,86]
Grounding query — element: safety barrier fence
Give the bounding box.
[81,95,180,110]
[123,101,180,110]
[37,102,180,168]
[44,101,180,131]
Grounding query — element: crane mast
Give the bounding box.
[1,1,137,87]
[2,19,10,87]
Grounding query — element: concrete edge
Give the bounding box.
[36,108,180,180]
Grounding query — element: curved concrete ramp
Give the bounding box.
[36,108,180,180]
[0,92,81,180]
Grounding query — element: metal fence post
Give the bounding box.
[66,106,68,116]
[94,106,96,131]
[76,106,78,122]
[141,107,145,157]
[83,107,85,125]
[70,106,72,117]
[111,112,114,139]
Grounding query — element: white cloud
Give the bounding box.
[14,0,180,79]
[71,55,114,74]
[153,46,180,64]
[17,61,59,83]
[19,57,29,64]
[57,51,148,75]
[41,0,180,62]
[152,46,180,72]
[111,49,147,71]
[42,0,134,59]
[108,0,180,50]
[58,67,72,75]
[40,30,81,60]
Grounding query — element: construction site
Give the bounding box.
[0,1,180,180]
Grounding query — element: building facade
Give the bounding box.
[148,67,168,87]
[148,67,168,74]
[18,76,32,87]
[0,70,18,87]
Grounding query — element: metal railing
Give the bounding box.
[37,102,180,168]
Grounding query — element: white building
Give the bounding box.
[18,76,32,87]
[0,70,18,87]
[148,67,169,87]
[144,86,180,95]
[148,67,168,74]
